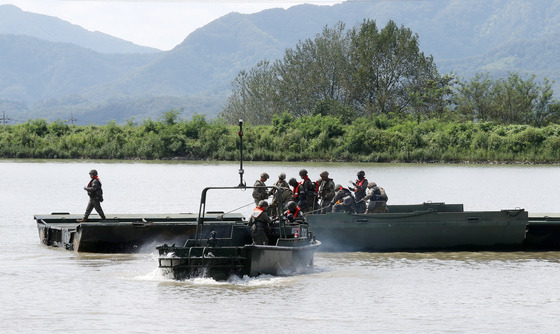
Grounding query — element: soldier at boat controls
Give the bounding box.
[252,172,270,206]
[362,182,389,213]
[77,169,106,222]
[284,201,304,223]
[269,172,293,216]
[349,170,368,214]
[317,170,335,213]
[331,184,357,213]
[249,200,273,245]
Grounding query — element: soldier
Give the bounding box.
[363,182,389,213]
[77,169,106,222]
[284,201,304,223]
[297,169,316,213]
[317,170,335,213]
[249,200,273,245]
[349,170,368,214]
[269,172,293,216]
[331,184,356,213]
[252,172,269,206]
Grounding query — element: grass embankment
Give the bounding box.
[1,115,560,163]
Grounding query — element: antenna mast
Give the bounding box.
[238,119,245,187]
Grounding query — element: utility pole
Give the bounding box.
[68,113,77,125]
[1,111,13,125]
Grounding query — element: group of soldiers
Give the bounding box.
[251,169,388,217]
[247,169,389,245]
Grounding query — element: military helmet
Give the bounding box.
[261,172,269,180]
[335,184,342,190]
[288,178,298,187]
[258,200,269,208]
[279,172,286,180]
[367,182,377,188]
[320,170,329,177]
[299,169,308,176]
[357,170,365,177]
[287,201,297,212]
[89,169,98,176]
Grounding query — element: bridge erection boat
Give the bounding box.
[156,185,321,281]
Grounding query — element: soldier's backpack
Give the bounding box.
[378,187,388,202]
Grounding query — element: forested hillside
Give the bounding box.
[0,0,559,124]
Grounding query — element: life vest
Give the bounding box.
[288,206,302,218]
[251,207,264,219]
[293,184,301,200]
[87,176,101,187]
[354,178,366,192]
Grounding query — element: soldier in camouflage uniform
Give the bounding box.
[363,182,389,213]
[249,200,273,245]
[349,170,368,214]
[317,170,335,213]
[252,172,270,206]
[269,172,293,217]
[296,169,316,213]
[77,169,106,222]
[331,184,357,213]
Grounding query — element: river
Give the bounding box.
[1,160,559,333]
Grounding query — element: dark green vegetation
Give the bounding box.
[3,111,560,163]
[222,20,560,127]
[1,1,560,123]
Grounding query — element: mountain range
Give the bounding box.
[1,0,559,124]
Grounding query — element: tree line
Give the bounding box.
[220,19,560,127]
[2,112,560,163]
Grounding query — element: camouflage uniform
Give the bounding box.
[350,171,368,214]
[363,182,388,213]
[331,186,356,213]
[249,201,273,245]
[252,173,270,206]
[80,169,106,221]
[317,171,335,213]
[297,169,316,213]
[269,174,293,217]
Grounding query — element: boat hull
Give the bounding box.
[307,205,528,252]
[158,240,321,281]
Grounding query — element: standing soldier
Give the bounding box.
[297,169,316,213]
[252,172,270,206]
[269,172,292,216]
[77,169,106,222]
[349,170,368,214]
[249,200,272,245]
[317,170,335,213]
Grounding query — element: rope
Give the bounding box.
[223,201,255,215]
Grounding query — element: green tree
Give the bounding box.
[221,60,279,125]
[348,19,439,117]
[455,73,495,122]
[276,22,350,117]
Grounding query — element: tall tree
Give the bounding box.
[348,19,439,117]
[276,22,350,117]
[221,60,279,125]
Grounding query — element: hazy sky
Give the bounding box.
[1,0,343,50]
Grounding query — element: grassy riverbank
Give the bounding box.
[2,114,560,163]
